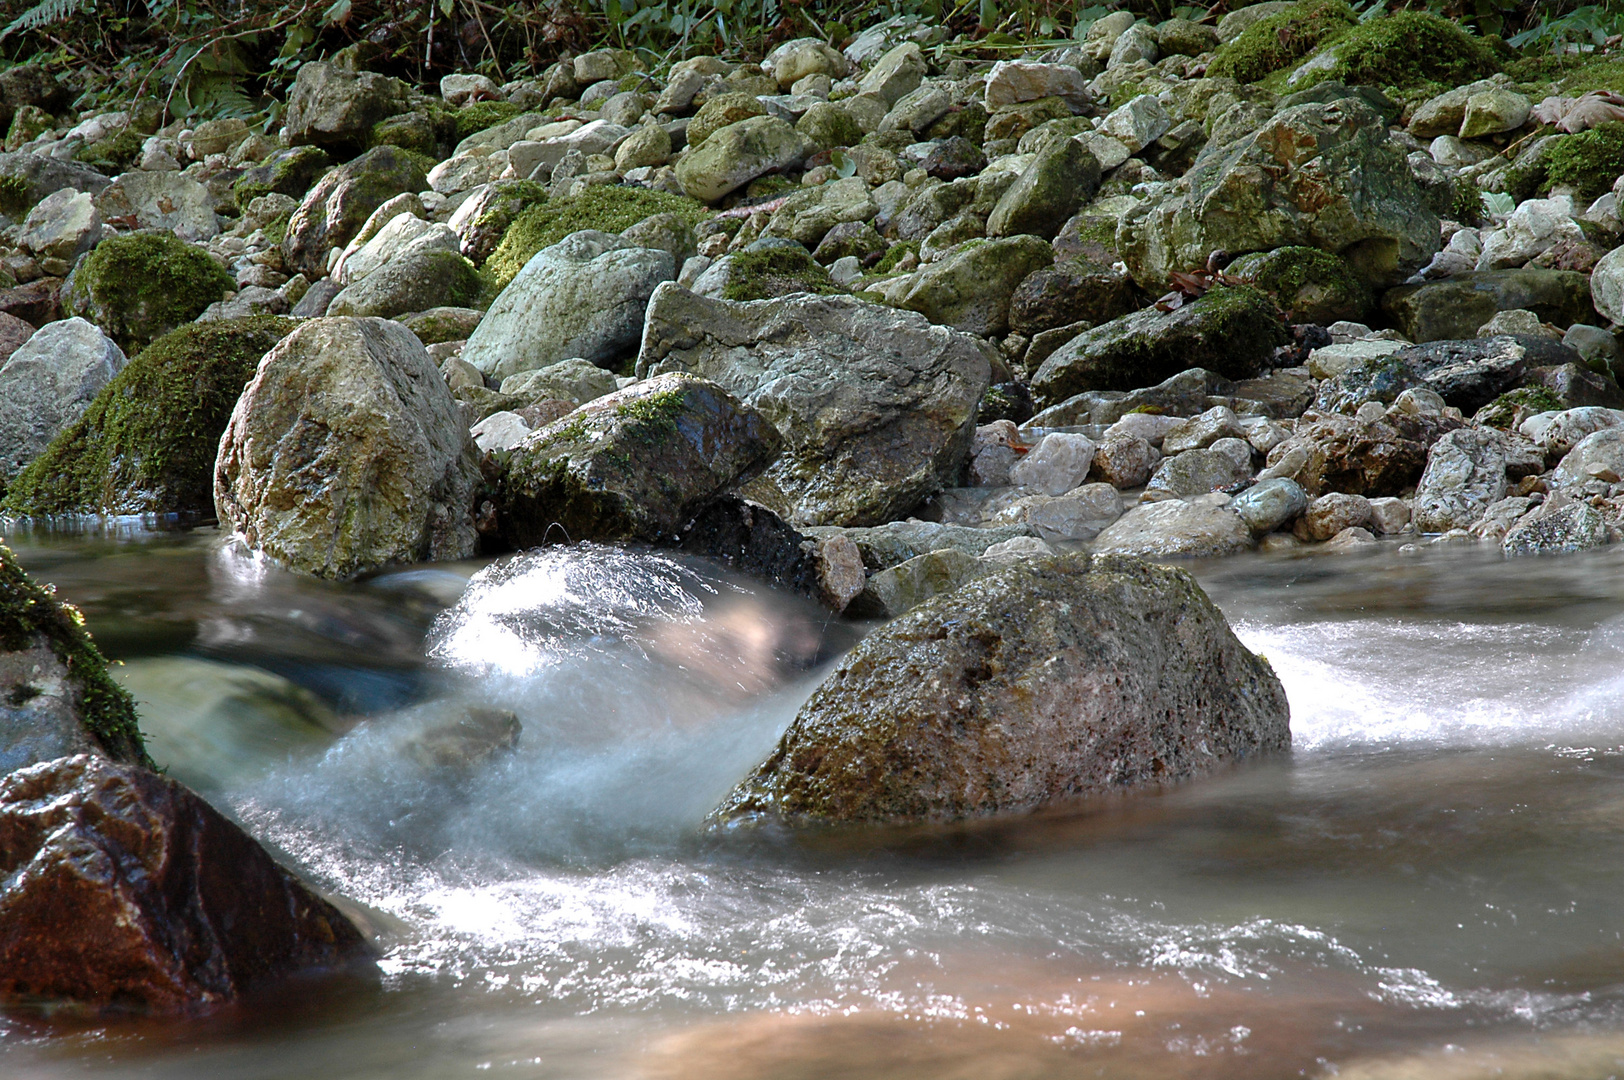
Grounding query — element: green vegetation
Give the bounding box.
[73,127,142,175]
[64,232,236,354]
[721,246,845,301]
[455,100,523,142]
[0,174,28,217]
[1475,386,1564,428]
[482,185,708,295]
[0,541,149,768]
[3,318,293,519]
[1207,0,1359,85]
[1224,245,1370,324]
[1542,121,1624,199]
[872,240,919,275]
[1310,10,1503,94]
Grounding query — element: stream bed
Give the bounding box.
[2,522,1623,1080]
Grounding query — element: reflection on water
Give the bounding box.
[2,525,1624,1079]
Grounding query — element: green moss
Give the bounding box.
[455,100,523,142]
[1450,178,1485,225]
[64,232,236,355]
[232,145,332,209]
[73,128,142,176]
[1302,10,1501,94]
[0,542,149,767]
[1224,246,1370,324]
[1475,386,1564,429]
[1541,122,1624,201]
[721,247,844,302]
[1206,0,1358,85]
[481,185,709,294]
[872,240,919,274]
[370,111,440,156]
[3,317,293,518]
[0,174,28,217]
[1553,58,1624,97]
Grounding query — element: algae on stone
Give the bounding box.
[63,231,235,354]
[1541,122,1624,200]
[721,247,844,302]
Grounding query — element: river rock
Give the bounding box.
[1266,411,1445,497]
[0,317,124,481]
[17,189,100,262]
[638,285,993,526]
[0,152,109,214]
[1119,98,1438,289]
[1145,444,1253,497]
[326,249,481,320]
[1502,500,1609,556]
[1007,257,1141,337]
[284,59,412,152]
[93,172,219,242]
[676,115,811,203]
[215,317,480,579]
[1383,269,1593,344]
[985,137,1100,241]
[764,38,848,89]
[1092,500,1253,558]
[859,42,927,106]
[1030,286,1288,406]
[984,60,1092,110]
[1092,433,1161,488]
[1231,477,1309,535]
[850,547,991,619]
[1302,491,1372,540]
[1162,406,1246,455]
[282,146,430,278]
[499,358,619,405]
[1551,428,1624,493]
[464,230,675,382]
[1412,427,1508,532]
[1005,483,1122,542]
[802,520,1035,571]
[1008,431,1095,495]
[0,753,369,1013]
[711,554,1288,826]
[1100,94,1171,154]
[897,234,1054,337]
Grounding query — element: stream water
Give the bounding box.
[2,522,1623,1080]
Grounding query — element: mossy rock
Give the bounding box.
[871,240,919,274]
[1474,385,1564,430]
[1206,0,1358,85]
[63,232,235,354]
[1293,10,1501,95]
[233,145,333,210]
[399,306,483,345]
[369,110,451,157]
[481,185,708,295]
[0,541,149,768]
[460,178,550,265]
[0,174,29,217]
[1542,122,1624,201]
[455,100,523,142]
[3,318,293,519]
[722,246,845,302]
[5,104,51,151]
[327,249,483,319]
[73,128,143,176]
[1224,246,1371,324]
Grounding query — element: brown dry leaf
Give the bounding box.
[1530,90,1624,133]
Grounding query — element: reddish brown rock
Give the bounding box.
[0,311,34,363]
[1268,411,1461,497]
[0,277,60,327]
[0,754,370,1013]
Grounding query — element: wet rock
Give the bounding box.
[1413,427,1508,532]
[639,285,993,526]
[1503,500,1609,556]
[465,231,674,382]
[802,520,1035,571]
[0,754,369,1013]
[1008,431,1095,495]
[1265,411,1447,497]
[1093,500,1253,558]
[1161,406,1245,455]
[1091,433,1161,489]
[712,554,1286,826]
[1031,287,1286,406]
[1301,492,1372,541]
[1001,483,1122,542]
[1032,367,1236,428]
[215,317,480,579]
[495,373,781,546]
[850,548,991,619]
[1231,477,1309,535]
[282,146,429,279]
[284,59,412,153]
[0,317,124,482]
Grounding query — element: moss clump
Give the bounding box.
[871,240,919,274]
[1474,386,1564,430]
[1304,11,1501,94]
[73,128,143,176]
[233,145,332,209]
[721,247,844,302]
[1207,0,1358,85]
[482,185,709,294]
[1224,246,1370,324]
[0,174,28,217]
[63,232,236,354]
[3,318,293,519]
[456,100,523,142]
[1542,122,1624,201]
[1450,178,1485,225]
[0,542,149,767]
[1551,58,1624,97]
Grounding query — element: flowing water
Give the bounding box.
[3,522,1624,1080]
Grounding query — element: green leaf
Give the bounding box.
[439,0,454,16]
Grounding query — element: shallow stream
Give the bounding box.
[3,523,1624,1080]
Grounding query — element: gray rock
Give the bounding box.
[802,520,1035,571]
[1551,427,1624,493]
[1007,483,1122,541]
[93,171,220,242]
[214,317,480,579]
[498,358,618,405]
[1091,433,1161,488]
[1092,500,1253,558]
[1383,269,1593,344]
[638,284,993,526]
[17,189,100,262]
[0,317,124,480]
[1412,427,1508,532]
[494,373,781,545]
[281,146,429,279]
[1503,500,1609,556]
[0,152,110,213]
[859,42,927,106]
[984,60,1092,110]
[284,60,412,151]
[675,115,812,203]
[711,553,1288,825]
[1231,477,1309,535]
[1302,491,1372,541]
[326,249,481,320]
[1100,94,1171,154]
[464,230,675,382]
[986,137,1101,241]
[1008,431,1095,495]
[852,547,991,618]
[1161,406,1245,455]
[1144,445,1253,497]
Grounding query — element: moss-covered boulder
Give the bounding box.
[1224,246,1372,324]
[281,145,429,279]
[710,553,1289,827]
[63,232,234,354]
[481,185,707,295]
[1008,256,1143,337]
[450,178,549,266]
[897,235,1055,338]
[686,92,767,150]
[495,372,783,547]
[454,100,523,143]
[326,249,482,320]
[719,246,844,301]
[400,306,483,345]
[1542,122,1624,201]
[1291,10,1501,94]
[1030,286,1290,406]
[0,541,148,772]
[676,115,812,204]
[73,127,142,176]
[284,59,413,155]
[1206,0,1358,85]
[2,318,292,519]
[232,146,333,210]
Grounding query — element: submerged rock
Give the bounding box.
[638,285,992,527]
[712,554,1288,826]
[495,373,782,546]
[0,754,369,1013]
[214,317,479,579]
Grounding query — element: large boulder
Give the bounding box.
[63,232,234,354]
[0,317,124,484]
[1382,270,1595,343]
[1119,98,1439,290]
[282,146,429,278]
[92,172,219,242]
[495,373,782,546]
[711,554,1288,826]
[1091,500,1254,558]
[1030,286,1288,406]
[214,317,480,579]
[638,285,994,526]
[463,230,675,382]
[676,115,812,203]
[985,137,1101,240]
[1008,256,1142,337]
[284,60,412,153]
[0,543,147,773]
[896,234,1054,337]
[0,754,369,1012]
[3,319,290,517]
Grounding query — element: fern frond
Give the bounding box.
[0,0,93,42]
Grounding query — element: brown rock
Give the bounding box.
[0,277,60,327]
[0,754,370,1013]
[1268,410,1460,496]
[0,311,34,363]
